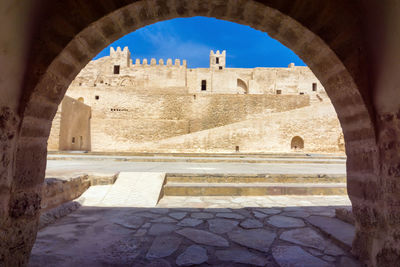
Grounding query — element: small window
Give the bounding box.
[300,92,304,95]
[79,82,82,86]
[235,146,240,152]
[72,137,75,144]
[276,90,282,95]
[95,95,99,100]
[312,83,317,91]
[216,57,219,64]
[113,65,120,74]
[219,66,223,70]
[201,80,207,91]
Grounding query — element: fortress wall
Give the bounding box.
[129,102,343,153]
[47,47,340,153]
[186,66,323,95]
[58,85,310,151]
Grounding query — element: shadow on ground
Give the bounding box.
[29,205,360,267]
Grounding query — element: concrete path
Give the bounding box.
[30,191,360,267]
[47,154,346,164]
[46,159,346,177]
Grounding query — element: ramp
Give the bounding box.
[101,172,166,207]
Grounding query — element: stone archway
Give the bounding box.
[291,136,304,150]
[2,1,393,266]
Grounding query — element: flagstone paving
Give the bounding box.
[29,193,361,266]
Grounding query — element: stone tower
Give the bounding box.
[110,46,131,74]
[210,50,226,70]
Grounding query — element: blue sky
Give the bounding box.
[94,17,306,68]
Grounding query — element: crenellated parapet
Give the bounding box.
[133,58,187,67]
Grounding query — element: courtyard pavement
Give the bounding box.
[46,159,345,177]
[30,187,360,267]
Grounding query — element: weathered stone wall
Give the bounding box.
[41,175,90,212]
[59,96,91,151]
[48,47,339,153]
[133,100,343,153]
[49,89,314,152]
[49,96,91,151]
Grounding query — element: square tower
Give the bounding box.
[110,46,131,73]
[210,50,226,70]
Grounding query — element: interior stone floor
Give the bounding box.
[29,189,361,266]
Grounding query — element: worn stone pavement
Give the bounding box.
[30,187,360,266]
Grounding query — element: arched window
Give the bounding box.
[237,78,248,94]
[291,136,304,150]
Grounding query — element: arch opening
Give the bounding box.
[291,136,304,150]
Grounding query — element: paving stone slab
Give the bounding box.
[169,212,187,220]
[177,218,203,227]
[176,228,229,247]
[146,236,181,259]
[148,224,177,236]
[306,215,355,248]
[208,218,239,234]
[281,211,310,218]
[280,227,326,250]
[252,211,268,219]
[267,215,305,228]
[151,217,177,223]
[150,208,170,214]
[216,212,245,220]
[255,208,281,215]
[272,246,333,267]
[112,217,144,230]
[240,219,263,229]
[215,248,269,266]
[228,229,276,252]
[176,245,208,266]
[191,212,214,219]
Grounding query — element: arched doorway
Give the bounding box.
[2,1,385,265]
[291,136,304,150]
[237,78,248,94]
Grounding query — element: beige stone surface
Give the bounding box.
[100,172,166,207]
[48,47,343,154]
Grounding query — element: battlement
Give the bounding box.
[210,50,226,56]
[110,46,131,57]
[133,58,187,67]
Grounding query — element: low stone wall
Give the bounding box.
[41,172,118,212]
[41,175,90,212]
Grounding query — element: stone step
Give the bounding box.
[47,154,345,164]
[163,182,347,196]
[166,174,346,184]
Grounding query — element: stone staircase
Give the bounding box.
[163,173,347,196]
